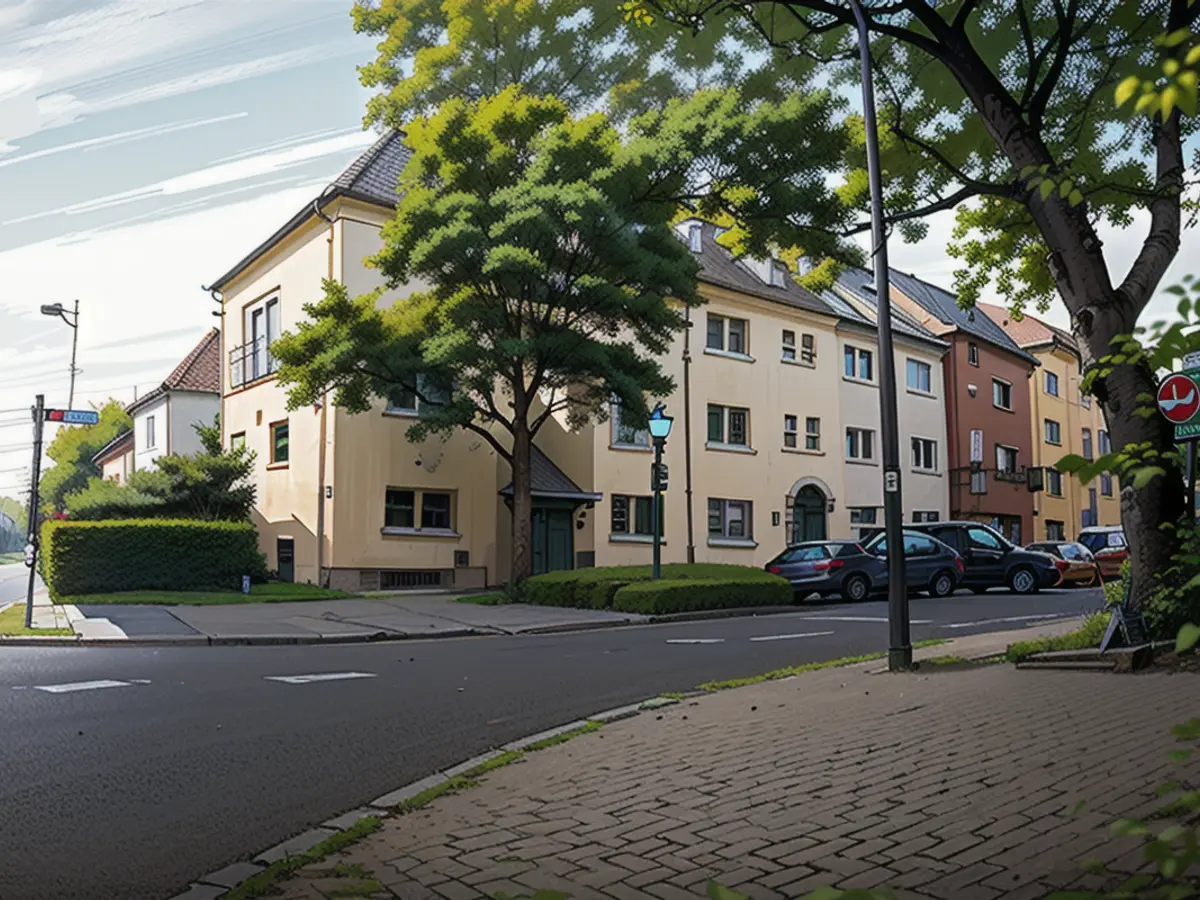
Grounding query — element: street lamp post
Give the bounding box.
[40,300,81,408]
[849,0,911,671]
[648,403,674,580]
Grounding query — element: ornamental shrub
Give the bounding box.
[611,575,791,615]
[41,518,268,598]
[523,564,785,610]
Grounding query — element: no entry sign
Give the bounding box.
[1159,371,1200,438]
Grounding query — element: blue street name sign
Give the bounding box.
[45,409,100,426]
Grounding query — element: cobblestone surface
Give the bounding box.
[269,633,1198,900]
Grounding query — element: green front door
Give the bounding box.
[532,505,575,575]
[792,486,827,543]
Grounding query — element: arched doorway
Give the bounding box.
[792,484,828,543]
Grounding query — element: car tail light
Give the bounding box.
[1054,559,1069,573]
[768,566,782,575]
[955,557,964,573]
[813,559,845,572]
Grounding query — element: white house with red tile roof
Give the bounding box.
[124,328,221,471]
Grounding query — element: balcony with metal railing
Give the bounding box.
[228,337,278,389]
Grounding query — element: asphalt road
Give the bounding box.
[0,562,35,607]
[0,588,1102,900]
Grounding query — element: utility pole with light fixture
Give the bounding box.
[40,300,80,408]
[849,0,911,671]
[648,403,673,580]
[23,394,45,630]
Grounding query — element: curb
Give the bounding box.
[167,696,675,900]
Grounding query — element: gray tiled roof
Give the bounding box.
[824,282,946,348]
[330,130,411,207]
[500,446,602,501]
[836,267,1037,364]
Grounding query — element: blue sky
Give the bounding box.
[0,0,1193,503]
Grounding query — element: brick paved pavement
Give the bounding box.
[271,629,1197,900]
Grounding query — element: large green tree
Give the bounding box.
[273,88,703,582]
[38,400,130,516]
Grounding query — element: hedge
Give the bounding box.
[610,576,791,615]
[41,519,268,598]
[523,563,787,612]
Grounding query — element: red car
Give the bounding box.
[1078,526,1127,580]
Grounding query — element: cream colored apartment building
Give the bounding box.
[208,134,951,588]
[980,304,1121,541]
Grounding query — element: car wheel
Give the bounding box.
[929,570,955,598]
[841,573,870,603]
[1008,566,1038,594]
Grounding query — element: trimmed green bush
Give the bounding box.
[523,563,783,611]
[611,576,791,615]
[42,518,268,598]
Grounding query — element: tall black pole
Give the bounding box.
[850,0,911,670]
[24,394,45,629]
[683,308,696,564]
[652,437,664,579]
[1189,440,1197,524]
[68,299,80,409]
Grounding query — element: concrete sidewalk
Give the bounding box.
[254,625,1197,900]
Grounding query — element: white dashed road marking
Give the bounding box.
[749,631,836,642]
[264,672,377,684]
[33,680,140,694]
[794,616,934,624]
[665,639,725,645]
[944,613,1072,629]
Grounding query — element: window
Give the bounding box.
[611,401,650,448]
[1098,430,1111,454]
[784,414,798,448]
[1101,473,1114,497]
[145,415,156,449]
[230,432,246,451]
[1082,428,1093,460]
[805,417,821,451]
[384,488,455,532]
[270,421,289,464]
[386,373,450,416]
[1044,419,1062,445]
[844,346,873,381]
[967,526,1004,551]
[1046,520,1066,541]
[611,495,662,537]
[1045,371,1059,396]
[996,444,1018,472]
[906,359,932,393]
[992,378,1013,410]
[706,314,749,355]
[801,333,815,364]
[707,404,750,447]
[846,427,875,461]
[708,498,753,540]
[968,342,980,366]
[913,511,940,523]
[911,437,938,471]
[1081,391,1092,409]
[849,507,878,525]
[1046,469,1064,496]
[688,223,702,252]
[243,295,281,382]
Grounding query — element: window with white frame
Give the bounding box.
[145,415,156,449]
[707,404,750,447]
[1082,428,1093,460]
[386,374,450,416]
[1081,391,1092,409]
[1046,469,1064,496]
[783,414,798,448]
[805,417,821,451]
[611,494,662,537]
[992,378,1013,410]
[688,224,702,252]
[912,511,940,523]
[844,345,874,381]
[1098,429,1111,454]
[849,507,878,525]
[708,498,753,540]
[1101,473,1114,496]
[1046,520,1066,541]
[800,332,815,364]
[906,358,932,393]
[242,294,281,383]
[996,444,1019,472]
[1045,371,1059,396]
[706,314,748,355]
[611,400,650,448]
[846,426,875,461]
[782,329,796,361]
[384,488,455,532]
[911,437,938,471]
[1044,418,1062,445]
[968,342,980,366]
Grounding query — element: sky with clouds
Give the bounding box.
[0,0,1195,504]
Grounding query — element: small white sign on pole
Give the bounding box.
[1185,351,1200,370]
[242,575,251,594]
[970,429,984,463]
[884,470,899,493]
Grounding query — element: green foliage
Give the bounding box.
[611,575,791,614]
[1004,612,1111,662]
[1116,27,1200,119]
[522,563,783,610]
[38,400,130,515]
[64,417,256,522]
[1142,519,1200,640]
[0,495,27,552]
[40,519,268,598]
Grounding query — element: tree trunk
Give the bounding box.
[509,417,534,585]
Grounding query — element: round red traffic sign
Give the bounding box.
[1157,373,1200,423]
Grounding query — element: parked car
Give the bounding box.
[1024,541,1101,587]
[1078,525,1128,579]
[861,529,965,598]
[897,521,1062,593]
[765,540,882,602]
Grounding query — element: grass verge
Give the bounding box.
[0,604,73,637]
[455,592,507,605]
[59,582,354,606]
[223,816,382,900]
[0,552,23,565]
[695,638,950,692]
[1004,612,1109,663]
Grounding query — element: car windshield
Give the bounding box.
[776,545,828,563]
[827,543,861,557]
[866,532,932,555]
[1080,531,1125,553]
[1059,544,1084,561]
